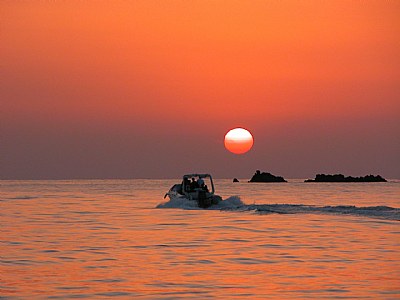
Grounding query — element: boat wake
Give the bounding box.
[233,203,400,221]
[156,196,244,210]
[157,196,400,221]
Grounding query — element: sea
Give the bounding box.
[1,179,399,299]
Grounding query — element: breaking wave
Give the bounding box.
[157,196,400,221]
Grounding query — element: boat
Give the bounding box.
[164,174,222,208]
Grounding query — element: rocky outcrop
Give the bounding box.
[249,170,287,183]
[305,174,387,182]
[233,178,239,183]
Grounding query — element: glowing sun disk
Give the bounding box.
[224,128,254,154]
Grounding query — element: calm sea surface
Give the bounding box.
[1,179,399,299]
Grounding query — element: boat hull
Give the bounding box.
[167,191,221,209]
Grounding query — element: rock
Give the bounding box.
[233,178,239,183]
[248,170,287,183]
[305,174,387,182]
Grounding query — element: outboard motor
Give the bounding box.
[197,190,212,208]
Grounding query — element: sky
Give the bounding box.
[1,1,400,179]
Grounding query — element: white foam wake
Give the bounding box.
[156,196,244,210]
[156,196,200,209]
[212,196,245,209]
[157,196,400,220]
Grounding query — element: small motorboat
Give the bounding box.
[164,174,222,208]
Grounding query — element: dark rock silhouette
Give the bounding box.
[233,178,239,183]
[249,170,287,183]
[305,174,387,183]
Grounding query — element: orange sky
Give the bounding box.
[1,1,400,179]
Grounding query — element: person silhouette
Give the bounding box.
[197,177,205,188]
[183,177,191,192]
[190,178,199,190]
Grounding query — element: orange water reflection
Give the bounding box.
[1,180,399,298]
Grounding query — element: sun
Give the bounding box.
[224,128,254,154]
